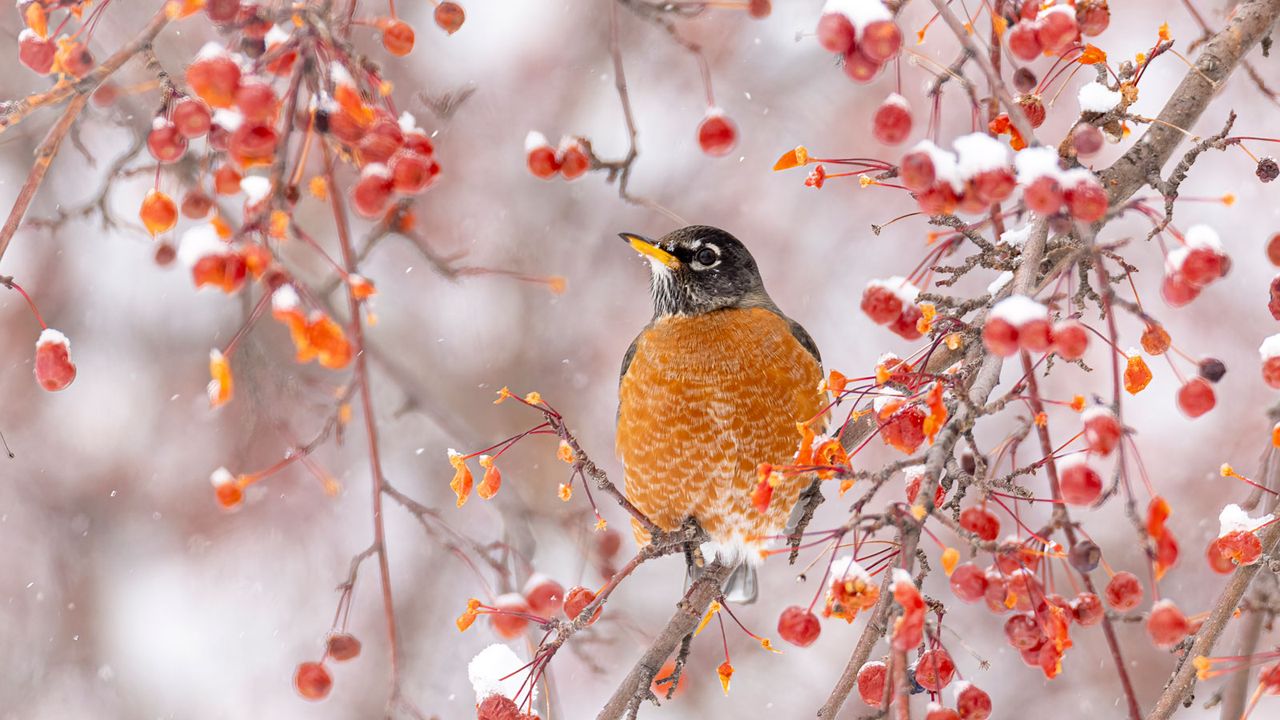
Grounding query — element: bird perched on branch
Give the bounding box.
[616,225,827,602]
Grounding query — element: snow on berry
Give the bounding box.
[1078,81,1122,114]
[1261,334,1280,388]
[1146,599,1190,649]
[861,276,919,325]
[954,133,1010,183]
[825,555,880,621]
[525,131,559,179]
[984,295,1049,356]
[822,0,892,34]
[1219,503,1274,536]
[468,644,536,704]
[34,328,77,392]
[872,93,913,145]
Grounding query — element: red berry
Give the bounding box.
[889,304,924,340]
[916,183,959,215]
[563,586,602,624]
[34,330,76,392]
[1006,569,1042,612]
[18,31,55,75]
[434,2,465,34]
[1064,180,1107,221]
[1004,613,1043,650]
[861,283,904,325]
[1071,592,1105,625]
[1177,377,1215,418]
[1036,8,1079,55]
[234,80,279,123]
[1052,320,1088,359]
[1018,318,1053,352]
[1161,271,1200,307]
[293,661,332,700]
[382,19,415,56]
[1147,600,1190,649]
[982,317,1019,356]
[187,53,242,109]
[914,649,956,691]
[55,41,94,78]
[959,506,1000,542]
[489,593,531,640]
[1082,406,1120,455]
[1268,233,1280,266]
[856,661,887,708]
[982,568,1010,614]
[1058,456,1102,505]
[872,95,912,145]
[559,140,591,179]
[777,605,822,647]
[206,0,240,22]
[1103,571,1143,610]
[1181,247,1224,287]
[817,12,856,54]
[956,683,993,720]
[526,133,560,179]
[172,97,212,138]
[351,170,393,218]
[390,150,435,195]
[523,574,565,616]
[970,168,1016,204]
[697,112,737,156]
[860,20,903,62]
[597,528,622,559]
[228,122,279,166]
[843,47,881,83]
[1024,176,1063,214]
[905,468,946,507]
[1008,21,1043,61]
[1263,356,1280,389]
[950,563,988,603]
[748,0,771,18]
[147,121,188,164]
[326,633,361,661]
[900,150,936,192]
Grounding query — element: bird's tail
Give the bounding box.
[686,560,758,604]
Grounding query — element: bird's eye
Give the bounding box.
[694,246,719,267]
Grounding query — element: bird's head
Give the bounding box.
[620,225,771,318]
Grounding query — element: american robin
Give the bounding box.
[615,225,827,602]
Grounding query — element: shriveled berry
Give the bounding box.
[1141,324,1171,355]
[1103,571,1143,610]
[777,605,822,647]
[34,329,76,392]
[1016,94,1046,128]
[19,31,55,75]
[477,695,519,720]
[181,190,213,219]
[1075,0,1111,35]
[293,661,332,700]
[55,41,94,78]
[1257,157,1279,183]
[326,633,361,661]
[1012,67,1037,93]
[1198,358,1226,383]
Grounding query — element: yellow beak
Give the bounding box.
[620,232,680,270]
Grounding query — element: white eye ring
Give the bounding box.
[692,244,721,268]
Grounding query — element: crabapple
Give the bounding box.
[697,112,737,156]
[326,633,361,661]
[1104,571,1143,610]
[294,661,332,700]
[950,563,988,603]
[777,605,821,647]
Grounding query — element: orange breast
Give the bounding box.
[616,307,826,556]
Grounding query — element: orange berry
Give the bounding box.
[434,2,465,34]
[140,190,178,236]
[382,19,415,56]
[293,661,332,701]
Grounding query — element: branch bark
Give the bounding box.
[1101,0,1280,204]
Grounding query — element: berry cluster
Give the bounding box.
[816,0,903,83]
[1162,224,1230,308]
[1006,0,1110,62]
[525,132,591,181]
[860,276,923,340]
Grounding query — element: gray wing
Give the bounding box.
[784,316,821,366]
